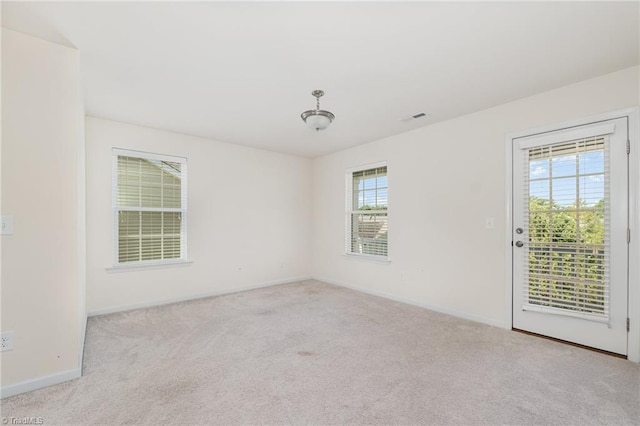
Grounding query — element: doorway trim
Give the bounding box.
[504,107,640,362]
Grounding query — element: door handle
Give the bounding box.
[515,241,524,248]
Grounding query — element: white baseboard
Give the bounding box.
[79,315,87,371]
[87,276,313,317]
[316,276,506,329]
[1,368,81,399]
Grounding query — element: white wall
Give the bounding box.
[311,66,640,327]
[85,117,311,314]
[1,29,85,391]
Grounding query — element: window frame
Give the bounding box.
[345,161,389,261]
[112,148,188,268]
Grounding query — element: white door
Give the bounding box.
[513,118,628,355]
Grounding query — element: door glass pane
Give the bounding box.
[551,155,576,177]
[526,137,607,317]
[530,158,550,179]
[579,150,604,175]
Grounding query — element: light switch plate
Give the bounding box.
[1,215,13,235]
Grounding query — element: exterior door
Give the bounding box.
[512,117,628,355]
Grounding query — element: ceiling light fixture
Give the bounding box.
[301,90,335,131]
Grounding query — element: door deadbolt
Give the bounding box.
[516,227,523,234]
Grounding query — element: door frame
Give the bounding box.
[504,107,640,362]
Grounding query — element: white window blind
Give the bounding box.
[113,149,187,265]
[346,164,388,257]
[522,136,609,321]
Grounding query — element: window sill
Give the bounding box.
[343,253,391,264]
[106,260,193,273]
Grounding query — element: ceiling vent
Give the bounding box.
[400,112,427,122]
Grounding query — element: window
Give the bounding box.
[113,149,187,266]
[346,163,388,258]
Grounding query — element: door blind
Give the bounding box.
[522,136,610,321]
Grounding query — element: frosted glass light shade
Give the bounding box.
[301,110,334,131]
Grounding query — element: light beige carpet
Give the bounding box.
[2,280,639,425]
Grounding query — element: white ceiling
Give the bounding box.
[2,2,639,158]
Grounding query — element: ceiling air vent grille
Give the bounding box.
[400,112,427,122]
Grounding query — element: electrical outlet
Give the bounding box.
[1,331,14,352]
[485,217,495,229]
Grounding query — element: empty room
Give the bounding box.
[1,1,639,424]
